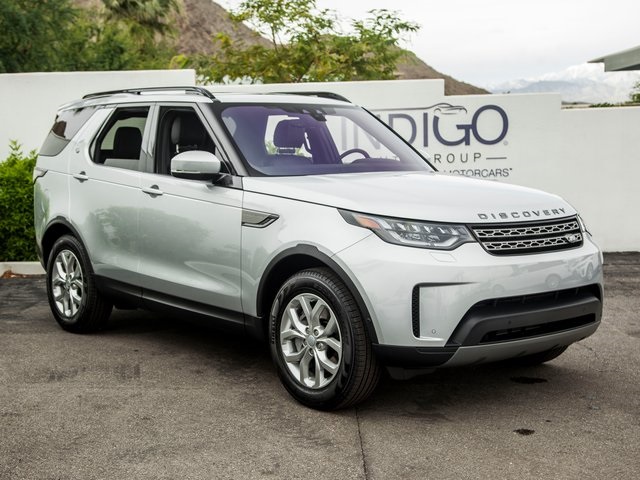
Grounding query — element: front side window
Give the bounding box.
[153,106,221,175]
[217,104,433,176]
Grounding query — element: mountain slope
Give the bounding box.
[75,0,487,95]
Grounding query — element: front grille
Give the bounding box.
[471,217,583,255]
[479,314,595,343]
[473,284,602,308]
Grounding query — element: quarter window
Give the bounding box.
[39,107,97,157]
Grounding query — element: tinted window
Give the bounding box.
[154,107,221,175]
[93,107,149,171]
[39,107,97,157]
[218,104,433,176]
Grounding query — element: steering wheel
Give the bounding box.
[339,148,370,161]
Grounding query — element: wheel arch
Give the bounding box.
[256,244,379,343]
[41,217,86,268]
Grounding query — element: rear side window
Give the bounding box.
[92,107,149,171]
[39,107,97,157]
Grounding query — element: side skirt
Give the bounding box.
[94,276,263,338]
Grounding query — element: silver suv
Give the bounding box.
[34,87,603,409]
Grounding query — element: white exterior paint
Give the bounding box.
[0,74,636,251]
[0,70,196,160]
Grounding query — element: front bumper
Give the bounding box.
[333,232,603,365]
[373,284,601,367]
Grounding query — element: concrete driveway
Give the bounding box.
[1,255,638,479]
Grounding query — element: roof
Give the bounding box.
[590,45,640,72]
[59,87,351,111]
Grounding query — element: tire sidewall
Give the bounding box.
[46,235,91,329]
[269,271,357,408]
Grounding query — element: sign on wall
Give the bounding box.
[374,102,514,179]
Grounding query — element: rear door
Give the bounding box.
[68,105,152,284]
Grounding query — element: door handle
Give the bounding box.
[72,171,89,182]
[142,185,164,196]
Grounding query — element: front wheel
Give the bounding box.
[269,268,380,410]
[46,235,112,333]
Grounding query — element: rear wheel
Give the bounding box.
[46,235,112,333]
[269,268,380,410]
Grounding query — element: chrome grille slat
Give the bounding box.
[471,217,583,255]
[473,220,580,239]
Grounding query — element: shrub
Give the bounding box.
[0,141,38,261]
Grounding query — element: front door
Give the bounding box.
[137,104,243,317]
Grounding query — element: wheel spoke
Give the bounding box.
[55,260,66,280]
[283,346,308,363]
[322,337,342,357]
[72,279,84,290]
[53,290,65,301]
[299,296,313,324]
[299,350,312,384]
[308,301,325,330]
[280,328,305,342]
[52,276,65,287]
[323,315,338,337]
[70,289,82,307]
[63,293,71,315]
[316,350,339,375]
[67,254,76,274]
[287,307,307,334]
[312,351,323,387]
[61,251,71,274]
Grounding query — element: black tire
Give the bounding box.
[507,346,568,367]
[269,268,380,410]
[46,235,112,333]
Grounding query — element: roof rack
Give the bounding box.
[82,86,218,101]
[270,91,351,103]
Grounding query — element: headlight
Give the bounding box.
[340,210,474,250]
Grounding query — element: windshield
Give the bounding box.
[216,103,434,176]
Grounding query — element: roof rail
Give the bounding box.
[270,91,351,103]
[82,86,218,101]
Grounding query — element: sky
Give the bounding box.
[217,0,640,88]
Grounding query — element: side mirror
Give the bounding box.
[171,150,222,181]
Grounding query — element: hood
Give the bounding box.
[243,171,575,224]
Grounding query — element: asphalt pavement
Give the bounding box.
[1,254,639,479]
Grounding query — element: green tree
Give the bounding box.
[183,0,419,84]
[0,0,180,73]
[0,0,81,73]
